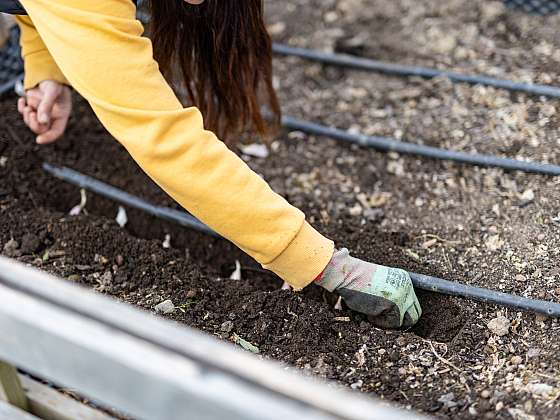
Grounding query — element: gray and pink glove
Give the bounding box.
[316,249,422,329]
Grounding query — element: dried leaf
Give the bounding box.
[421,238,438,249]
[485,235,504,251]
[229,260,242,280]
[116,206,128,228]
[162,234,171,249]
[69,189,87,216]
[232,333,260,354]
[239,143,269,159]
[405,249,421,262]
[334,296,343,310]
[281,281,292,290]
[368,192,392,208]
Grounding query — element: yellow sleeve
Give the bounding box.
[15,15,69,89]
[19,0,333,288]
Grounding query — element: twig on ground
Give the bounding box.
[413,233,461,245]
[424,340,462,373]
[6,124,22,145]
[536,372,560,382]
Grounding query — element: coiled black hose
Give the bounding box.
[282,115,560,176]
[273,43,560,99]
[43,163,560,317]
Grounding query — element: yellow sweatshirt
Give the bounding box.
[16,0,334,289]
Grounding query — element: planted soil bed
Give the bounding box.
[2,0,560,418]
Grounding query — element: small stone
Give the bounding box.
[220,321,234,333]
[437,392,457,409]
[519,189,535,203]
[350,380,363,390]
[510,355,523,365]
[487,316,510,336]
[2,239,21,258]
[387,159,405,176]
[485,235,504,251]
[363,208,384,222]
[481,1,505,22]
[116,255,124,266]
[67,274,81,282]
[101,271,113,284]
[155,299,175,314]
[20,233,41,254]
[267,21,286,36]
[433,34,457,54]
[348,204,362,216]
[186,289,197,299]
[496,401,504,411]
[527,383,554,397]
[527,348,541,359]
[535,314,548,323]
[508,408,535,420]
[481,390,491,399]
[515,274,527,282]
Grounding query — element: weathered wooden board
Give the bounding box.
[0,361,28,410]
[0,257,426,420]
[19,375,115,420]
[0,400,38,420]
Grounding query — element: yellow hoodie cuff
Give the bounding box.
[23,50,69,89]
[263,221,334,290]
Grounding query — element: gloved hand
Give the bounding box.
[315,248,422,329]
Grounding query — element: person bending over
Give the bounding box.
[2,0,421,328]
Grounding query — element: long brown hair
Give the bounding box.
[148,0,281,145]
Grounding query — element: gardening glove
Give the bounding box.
[316,248,422,329]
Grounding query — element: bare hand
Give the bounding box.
[17,80,72,145]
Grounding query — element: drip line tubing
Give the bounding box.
[43,162,560,317]
[0,78,19,96]
[410,273,560,317]
[43,163,218,237]
[282,115,560,175]
[272,43,560,99]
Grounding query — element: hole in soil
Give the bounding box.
[411,290,468,343]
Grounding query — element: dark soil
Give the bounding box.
[2,0,560,418]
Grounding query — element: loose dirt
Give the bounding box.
[2,0,560,418]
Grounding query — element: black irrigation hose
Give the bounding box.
[43,162,560,317]
[282,115,560,175]
[410,273,560,317]
[42,163,218,237]
[0,78,19,96]
[273,43,560,99]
